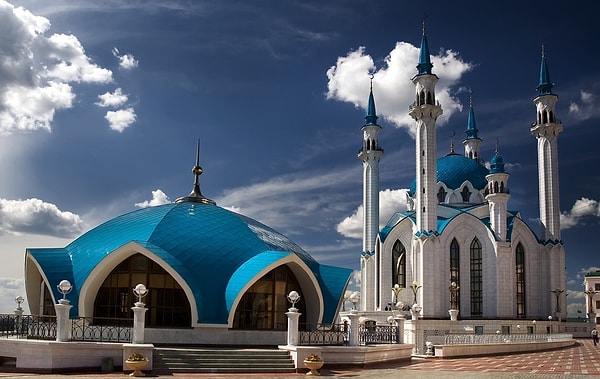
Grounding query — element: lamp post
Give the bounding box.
[548,315,553,334]
[550,288,564,316]
[409,281,422,305]
[585,287,596,323]
[131,283,148,344]
[349,291,360,311]
[14,296,24,313]
[55,280,73,342]
[285,290,301,346]
[392,284,402,306]
[532,320,536,334]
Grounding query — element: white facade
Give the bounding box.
[360,31,567,321]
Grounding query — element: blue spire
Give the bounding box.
[465,92,479,140]
[489,140,506,174]
[364,76,378,126]
[416,21,433,75]
[536,44,554,95]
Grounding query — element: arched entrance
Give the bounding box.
[94,253,191,327]
[232,265,306,330]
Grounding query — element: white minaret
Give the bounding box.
[408,26,443,234]
[530,46,563,242]
[485,142,510,241]
[358,78,383,311]
[463,93,482,161]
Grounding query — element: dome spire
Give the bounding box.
[364,74,379,126]
[416,19,433,75]
[176,139,216,205]
[537,43,554,95]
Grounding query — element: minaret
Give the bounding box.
[463,92,482,161]
[530,45,563,242]
[176,140,216,205]
[485,142,510,241]
[358,77,383,311]
[408,24,443,234]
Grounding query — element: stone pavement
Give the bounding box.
[0,338,599,378]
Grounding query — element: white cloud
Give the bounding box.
[135,189,171,208]
[96,87,128,108]
[569,90,599,121]
[560,197,600,230]
[0,197,84,238]
[0,1,114,134]
[326,42,472,137]
[336,188,409,239]
[105,107,136,132]
[112,47,139,70]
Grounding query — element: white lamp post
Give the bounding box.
[285,290,301,346]
[55,280,73,342]
[548,315,553,334]
[133,283,148,307]
[131,284,148,344]
[349,291,360,311]
[57,280,72,305]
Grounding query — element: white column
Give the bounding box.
[55,300,72,342]
[285,308,301,346]
[347,312,360,346]
[131,302,148,344]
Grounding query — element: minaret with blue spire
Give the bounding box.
[358,76,383,312]
[463,91,482,161]
[530,44,563,242]
[485,141,510,241]
[408,22,443,236]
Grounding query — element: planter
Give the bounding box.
[125,359,148,377]
[303,359,324,376]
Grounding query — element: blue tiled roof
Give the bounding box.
[409,154,489,195]
[28,202,350,323]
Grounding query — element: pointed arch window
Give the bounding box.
[461,186,472,202]
[437,187,447,203]
[470,238,483,317]
[450,238,460,310]
[392,240,406,288]
[516,243,526,317]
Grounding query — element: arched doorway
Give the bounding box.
[232,265,306,330]
[94,253,191,327]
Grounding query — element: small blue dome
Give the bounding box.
[409,154,489,195]
[489,153,506,174]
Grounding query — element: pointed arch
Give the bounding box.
[392,240,406,288]
[450,238,460,310]
[516,243,526,317]
[470,237,482,317]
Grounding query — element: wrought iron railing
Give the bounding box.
[0,314,56,339]
[298,323,348,345]
[359,324,399,345]
[71,317,132,342]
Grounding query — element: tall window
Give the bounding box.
[450,238,460,310]
[516,243,526,317]
[470,238,483,317]
[233,265,305,330]
[392,240,406,288]
[94,253,191,327]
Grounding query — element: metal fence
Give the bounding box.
[359,323,399,345]
[0,314,132,342]
[299,323,348,345]
[71,317,132,342]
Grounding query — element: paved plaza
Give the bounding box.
[0,338,599,378]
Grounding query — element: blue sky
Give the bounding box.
[0,0,598,317]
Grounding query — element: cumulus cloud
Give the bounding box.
[96,87,128,108]
[135,189,171,208]
[569,90,600,121]
[0,1,114,134]
[326,42,472,137]
[560,197,600,230]
[112,47,139,70]
[0,198,84,238]
[105,107,136,132]
[336,189,409,239]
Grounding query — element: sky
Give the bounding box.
[0,0,598,318]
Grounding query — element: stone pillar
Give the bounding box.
[55,300,72,342]
[131,302,148,344]
[394,315,404,344]
[285,307,301,346]
[347,311,360,346]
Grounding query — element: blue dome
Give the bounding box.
[489,153,506,174]
[409,154,489,195]
[27,202,351,324]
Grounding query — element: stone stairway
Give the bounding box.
[152,347,297,374]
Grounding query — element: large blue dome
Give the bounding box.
[27,201,351,324]
[409,154,489,195]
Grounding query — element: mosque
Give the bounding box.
[358,29,567,322]
[23,146,352,345]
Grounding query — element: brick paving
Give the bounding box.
[0,338,599,378]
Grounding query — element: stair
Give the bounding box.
[152,347,297,374]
